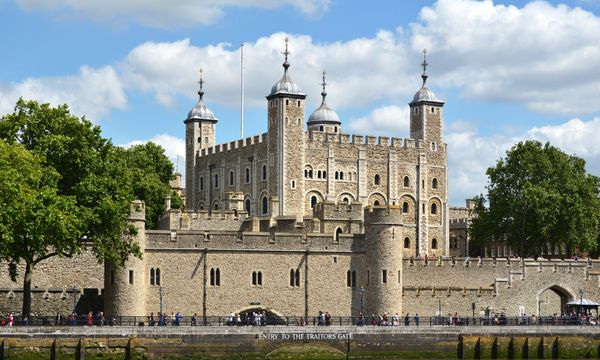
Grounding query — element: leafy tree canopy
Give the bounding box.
[470,140,600,257]
[0,99,143,316]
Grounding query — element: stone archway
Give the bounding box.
[231,306,288,325]
[537,284,574,317]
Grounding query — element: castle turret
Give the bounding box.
[307,71,341,133]
[266,38,307,220]
[364,206,403,317]
[104,200,147,316]
[185,69,218,209]
[409,49,444,145]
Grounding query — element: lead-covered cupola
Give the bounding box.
[307,71,341,133]
[269,37,305,97]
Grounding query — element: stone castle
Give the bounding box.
[1,41,598,320]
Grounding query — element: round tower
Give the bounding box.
[364,206,404,317]
[104,200,147,316]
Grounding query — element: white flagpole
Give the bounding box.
[240,42,245,139]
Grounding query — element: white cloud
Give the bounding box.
[15,0,331,28]
[0,66,126,121]
[411,0,600,115]
[118,31,413,113]
[447,116,600,205]
[121,133,186,176]
[347,105,410,136]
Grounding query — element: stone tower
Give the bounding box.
[364,206,404,317]
[104,200,147,316]
[409,50,446,256]
[185,69,218,209]
[307,71,342,134]
[266,38,307,219]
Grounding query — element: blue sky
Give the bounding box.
[2,0,600,205]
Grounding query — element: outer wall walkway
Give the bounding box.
[1,326,600,359]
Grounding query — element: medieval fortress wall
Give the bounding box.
[0,46,595,319]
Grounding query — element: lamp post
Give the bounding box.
[438,299,442,325]
[360,287,365,316]
[579,288,584,325]
[159,287,164,326]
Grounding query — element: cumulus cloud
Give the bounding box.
[118,32,413,112]
[121,133,186,176]
[0,66,126,121]
[15,0,331,28]
[347,105,410,137]
[411,0,600,115]
[447,116,600,205]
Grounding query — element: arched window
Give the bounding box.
[432,178,438,189]
[309,169,313,179]
[335,228,342,242]
[432,238,438,249]
[252,271,256,285]
[150,268,155,286]
[156,268,161,286]
[295,269,300,287]
[402,202,409,214]
[334,127,338,133]
[404,237,410,249]
[373,200,380,206]
[343,197,349,203]
[431,203,437,215]
[245,199,251,214]
[214,173,219,188]
[204,137,208,144]
[262,165,267,180]
[317,170,322,178]
[374,174,381,186]
[210,268,215,286]
[346,270,351,287]
[257,271,263,286]
[340,172,344,180]
[200,177,204,191]
[305,169,308,178]
[323,171,327,178]
[431,142,437,151]
[335,171,339,180]
[311,196,317,209]
[229,170,234,186]
[245,168,250,183]
[403,176,409,187]
[213,202,220,210]
[215,268,220,286]
[262,196,268,215]
[290,269,295,287]
[197,137,201,144]
[319,126,323,131]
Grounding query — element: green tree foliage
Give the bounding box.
[121,142,176,229]
[470,140,600,257]
[170,191,184,209]
[0,99,141,317]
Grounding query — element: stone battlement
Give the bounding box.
[199,132,268,157]
[363,205,404,225]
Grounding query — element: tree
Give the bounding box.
[121,142,175,229]
[470,140,600,258]
[0,99,141,318]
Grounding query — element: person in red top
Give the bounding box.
[8,312,14,327]
[87,311,93,326]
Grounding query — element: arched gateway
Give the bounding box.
[537,284,575,317]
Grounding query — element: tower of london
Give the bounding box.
[2,40,597,321]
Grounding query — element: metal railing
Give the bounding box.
[0,315,595,327]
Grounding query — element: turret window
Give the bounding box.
[404,237,410,249]
[432,238,438,249]
[340,172,344,180]
[286,99,289,106]
[346,270,357,288]
[245,168,250,183]
[319,126,324,131]
[150,268,162,286]
[431,203,437,215]
[262,165,267,181]
[261,196,268,215]
[210,268,221,286]
[374,174,381,186]
[311,196,317,209]
[214,173,219,188]
[432,178,438,189]
[402,202,409,214]
[129,270,134,285]
[431,142,437,151]
[229,171,235,186]
[382,270,388,284]
[403,176,410,187]
[200,177,204,191]
[252,271,263,286]
[197,137,201,144]
[297,100,301,107]
[290,269,300,287]
[245,199,251,213]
